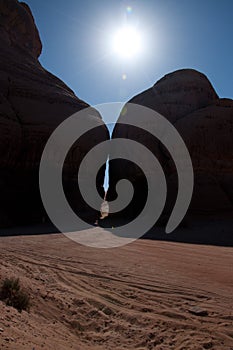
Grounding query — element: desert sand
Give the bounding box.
[0,230,232,350]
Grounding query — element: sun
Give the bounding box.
[113,26,142,59]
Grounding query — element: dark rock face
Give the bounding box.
[130,69,218,123]
[0,0,42,58]
[0,0,109,227]
[108,69,233,220]
[175,98,233,212]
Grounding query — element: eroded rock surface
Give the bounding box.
[0,0,109,226]
[108,69,233,219]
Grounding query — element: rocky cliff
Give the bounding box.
[108,69,233,222]
[0,0,109,227]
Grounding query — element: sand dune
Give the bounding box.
[0,232,233,349]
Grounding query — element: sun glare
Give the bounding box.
[113,26,142,59]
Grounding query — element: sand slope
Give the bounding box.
[0,233,233,349]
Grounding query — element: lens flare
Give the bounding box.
[126,6,132,14]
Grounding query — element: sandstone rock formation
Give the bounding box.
[108,69,233,221]
[0,0,109,227]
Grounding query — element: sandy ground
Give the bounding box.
[0,231,233,349]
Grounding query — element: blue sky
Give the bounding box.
[27,0,233,113]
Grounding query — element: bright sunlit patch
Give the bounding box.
[113,26,142,59]
[122,73,127,80]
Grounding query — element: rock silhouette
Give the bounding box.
[108,69,233,221]
[0,0,109,227]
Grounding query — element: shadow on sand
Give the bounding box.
[0,213,232,247]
